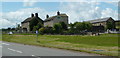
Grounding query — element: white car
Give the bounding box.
[8,31,13,35]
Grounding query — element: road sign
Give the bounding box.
[36,30,39,42]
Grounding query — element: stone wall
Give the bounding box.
[92,18,115,29]
[21,22,30,32]
[44,16,68,27]
[44,21,53,27]
[53,16,68,25]
[92,22,106,27]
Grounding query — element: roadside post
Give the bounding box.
[36,30,39,42]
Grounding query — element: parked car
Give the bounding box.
[8,31,13,35]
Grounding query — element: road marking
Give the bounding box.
[32,55,35,56]
[32,55,41,58]
[8,48,16,51]
[2,43,10,45]
[8,48,22,53]
[16,50,22,53]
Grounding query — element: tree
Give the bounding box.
[11,28,16,30]
[33,26,38,31]
[39,27,45,35]
[7,27,11,31]
[29,17,43,31]
[74,22,83,32]
[106,21,115,30]
[36,22,43,30]
[74,22,92,33]
[53,23,62,34]
[29,19,39,31]
[59,22,67,30]
[68,23,75,34]
[82,22,92,30]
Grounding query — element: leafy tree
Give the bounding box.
[74,22,79,26]
[106,21,115,30]
[29,17,43,31]
[53,23,62,34]
[30,19,38,31]
[74,22,83,32]
[33,26,38,31]
[7,27,11,31]
[45,27,54,34]
[68,23,75,34]
[83,22,92,30]
[69,23,74,29]
[59,22,67,30]
[11,28,16,30]
[36,22,43,30]
[74,22,92,33]
[39,27,45,35]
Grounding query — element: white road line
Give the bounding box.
[16,50,22,53]
[8,48,22,53]
[8,48,16,51]
[32,55,41,58]
[2,43,10,45]
[32,55,35,56]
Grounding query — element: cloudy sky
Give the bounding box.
[0,0,119,29]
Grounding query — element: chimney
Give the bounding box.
[31,13,34,17]
[57,11,60,15]
[46,14,49,19]
[35,13,38,17]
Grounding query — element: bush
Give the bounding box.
[53,23,62,34]
[39,27,45,35]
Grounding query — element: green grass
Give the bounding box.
[56,34,118,47]
[0,34,2,41]
[2,34,119,56]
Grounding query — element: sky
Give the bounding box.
[0,0,119,29]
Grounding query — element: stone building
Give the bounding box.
[21,13,43,32]
[88,17,115,29]
[44,11,68,27]
[115,20,120,31]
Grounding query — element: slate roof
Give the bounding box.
[22,17,33,23]
[22,17,43,23]
[44,14,67,22]
[115,20,120,22]
[88,17,113,23]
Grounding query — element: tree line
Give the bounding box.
[37,22,93,35]
[2,20,116,34]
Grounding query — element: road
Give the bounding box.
[1,41,100,56]
[3,41,118,58]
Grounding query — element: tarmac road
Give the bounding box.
[1,41,116,58]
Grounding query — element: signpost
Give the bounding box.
[36,30,39,42]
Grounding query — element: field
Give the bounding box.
[2,34,119,56]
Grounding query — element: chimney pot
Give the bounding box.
[57,11,60,15]
[35,13,38,17]
[31,13,34,17]
[46,14,49,18]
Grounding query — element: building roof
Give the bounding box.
[44,14,67,22]
[115,20,120,22]
[22,17,43,23]
[88,17,113,23]
[22,17,32,23]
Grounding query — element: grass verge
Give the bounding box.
[2,34,119,56]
